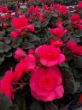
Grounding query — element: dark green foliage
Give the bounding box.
[0,93,13,110]
[30,101,43,110]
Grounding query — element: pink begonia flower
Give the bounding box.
[2,22,7,28]
[35,44,65,66]
[76,1,82,10]
[50,38,63,47]
[28,48,34,54]
[27,24,35,32]
[30,66,64,101]
[13,54,36,81]
[69,14,80,25]
[53,4,67,16]
[39,13,45,23]
[0,69,13,98]
[7,14,12,20]
[0,15,5,19]
[71,46,82,56]
[66,40,77,52]
[10,31,19,38]
[77,19,82,30]
[14,48,26,60]
[66,40,82,56]
[23,54,36,73]
[1,6,8,13]
[56,21,63,28]
[11,16,28,30]
[48,27,67,37]
[13,60,25,82]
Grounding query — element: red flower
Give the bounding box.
[2,22,7,28]
[66,40,82,56]
[77,19,82,30]
[1,6,8,13]
[39,13,45,23]
[11,16,28,30]
[13,60,25,82]
[48,27,67,37]
[27,24,35,32]
[50,38,63,47]
[77,95,82,104]
[53,4,67,16]
[73,46,82,56]
[14,48,26,60]
[56,21,63,28]
[10,31,19,38]
[7,14,12,20]
[30,66,64,101]
[69,14,80,25]
[76,1,82,10]
[66,40,77,52]
[0,69,13,98]
[23,54,36,72]
[28,48,34,54]
[35,44,65,66]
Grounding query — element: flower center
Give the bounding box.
[38,74,54,91]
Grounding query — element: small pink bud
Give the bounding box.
[10,31,18,39]
[27,24,34,32]
[28,48,34,54]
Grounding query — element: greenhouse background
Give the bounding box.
[0,0,80,5]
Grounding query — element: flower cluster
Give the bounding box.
[0,1,82,110]
[0,41,65,101]
[10,16,34,38]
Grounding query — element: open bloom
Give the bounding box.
[56,21,63,28]
[39,13,45,23]
[35,44,65,66]
[10,31,19,38]
[13,60,25,82]
[77,19,82,30]
[66,40,82,56]
[23,54,36,73]
[66,40,77,52]
[76,1,82,10]
[69,14,80,26]
[27,24,35,32]
[11,16,28,30]
[53,4,67,16]
[0,69,13,98]
[30,66,64,101]
[48,27,67,37]
[50,38,63,47]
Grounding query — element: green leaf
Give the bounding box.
[61,67,79,94]
[28,34,40,42]
[0,42,11,53]
[0,42,4,53]
[1,30,5,37]
[14,91,27,110]
[30,101,42,110]
[40,20,49,27]
[0,54,4,64]
[45,102,59,110]
[4,45,11,53]
[0,92,13,110]
[12,37,23,48]
[6,52,12,58]
[74,56,82,69]
[4,37,11,44]
[21,42,34,50]
[33,22,41,28]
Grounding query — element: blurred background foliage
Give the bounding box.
[0,0,80,6]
